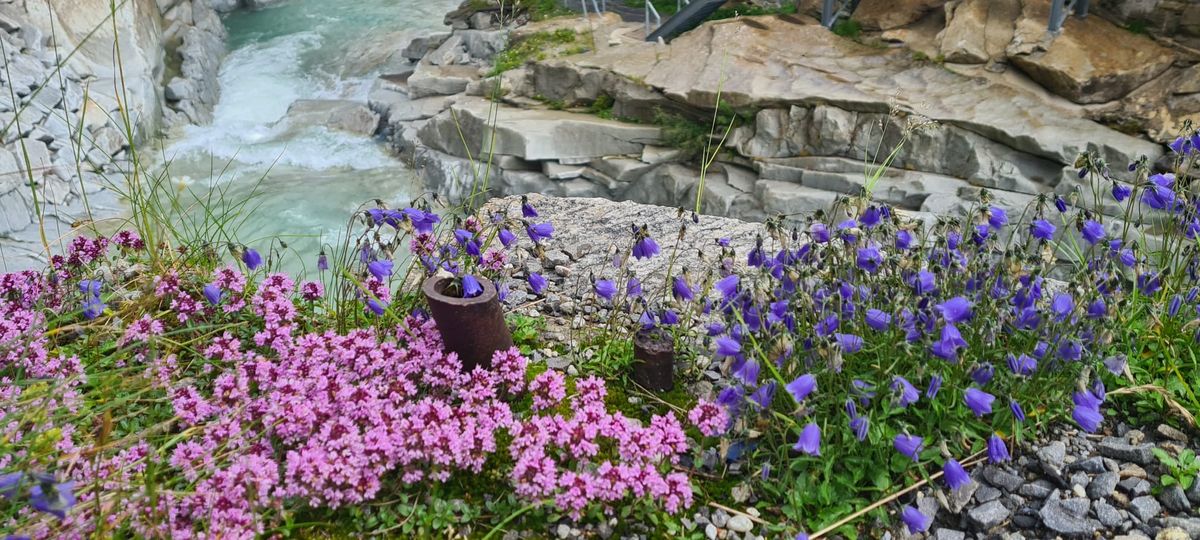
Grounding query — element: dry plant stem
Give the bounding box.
[1109,385,1198,427]
[810,450,988,539]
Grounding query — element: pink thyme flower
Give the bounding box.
[687,400,729,437]
[529,370,567,411]
[119,315,164,346]
[299,281,324,301]
[481,249,508,272]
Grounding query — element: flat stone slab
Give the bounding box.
[564,16,1162,168]
[419,97,662,162]
[1009,13,1175,104]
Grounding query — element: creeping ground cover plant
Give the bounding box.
[0,199,715,538]
[2,131,1200,538]
[555,133,1200,536]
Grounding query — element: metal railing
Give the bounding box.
[645,1,662,36]
[1049,0,1090,32]
[821,0,861,28]
[580,0,606,19]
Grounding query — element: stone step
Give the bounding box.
[417,96,662,162]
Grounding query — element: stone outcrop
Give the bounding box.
[937,0,1019,64]
[854,0,947,30]
[279,100,381,136]
[381,6,1167,235]
[161,0,228,127]
[1096,0,1200,41]
[0,0,233,270]
[1008,14,1176,104]
[419,97,661,161]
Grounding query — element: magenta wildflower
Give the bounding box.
[688,401,728,437]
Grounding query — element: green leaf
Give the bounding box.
[1162,475,1177,487]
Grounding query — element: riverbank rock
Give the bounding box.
[417,97,661,161]
[937,0,1018,64]
[281,100,382,136]
[1009,14,1176,104]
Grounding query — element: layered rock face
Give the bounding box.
[0,0,230,270]
[160,0,228,127]
[384,7,1164,231]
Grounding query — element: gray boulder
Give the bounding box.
[280,100,381,136]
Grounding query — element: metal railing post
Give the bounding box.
[645,1,661,37]
[1049,0,1065,31]
[822,0,836,27]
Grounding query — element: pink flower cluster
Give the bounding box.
[509,375,693,518]
[687,400,729,437]
[0,233,708,539]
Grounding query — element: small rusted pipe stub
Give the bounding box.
[422,276,514,372]
[632,328,675,392]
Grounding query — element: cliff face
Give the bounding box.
[21,0,167,136]
[0,0,229,271]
